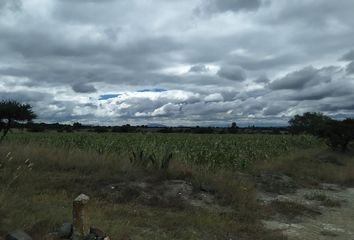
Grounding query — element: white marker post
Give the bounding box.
[73,194,90,240]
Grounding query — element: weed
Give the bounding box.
[129,148,172,170]
[304,192,342,207]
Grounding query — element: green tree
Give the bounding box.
[288,112,331,135]
[0,100,36,143]
[289,112,353,152]
[228,121,238,134]
[321,118,354,152]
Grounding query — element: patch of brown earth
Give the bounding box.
[101,180,232,212]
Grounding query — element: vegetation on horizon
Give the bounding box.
[289,112,354,151]
[0,100,36,143]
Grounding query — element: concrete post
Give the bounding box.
[73,194,90,240]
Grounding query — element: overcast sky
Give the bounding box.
[0,0,353,126]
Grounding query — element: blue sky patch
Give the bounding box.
[99,94,120,100]
[137,88,167,93]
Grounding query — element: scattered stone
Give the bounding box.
[83,233,96,240]
[101,180,230,212]
[89,227,105,238]
[320,230,339,237]
[318,156,344,166]
[5,230,32,240]
[321,223,346,234]
[162,180,193,201]
[43,233,61,240]
[256,172,297,194]
[319,183,343,192]
[57,223,72,239]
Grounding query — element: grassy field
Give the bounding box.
[5,132,322,170]
[1,132,353,239]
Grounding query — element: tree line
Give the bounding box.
[0,100,353,151]
[289,112,354,152]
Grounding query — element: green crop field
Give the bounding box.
[6,132,323,170]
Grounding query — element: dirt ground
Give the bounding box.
[260,184,354,239]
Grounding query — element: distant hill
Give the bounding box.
[147,123,168,128]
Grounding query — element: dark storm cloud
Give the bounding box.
[0,90,52,103]
[263,104,290,116]
[237,89,270,101]
[1,26,181,71]
[189,64,209,73]
[217,66,246,81]
[0,65,101,86]
[286,83,353,101]
[254,75,270,83]
[239,98,267,115]
[320,103,354,112]
[264,1,354,27]
[196,0,262,15]
[0,32,183,86]
[225,53,302,71]
[7,34,106,58]
[72,83,97,93]
[346,61,354,75]
[289,89,332,101]
[215,0,262,12]
[269,66,331,90]
[0,0,22,12]
[1,0,354,126]
[59,0,115,3]
[340,50,354,61]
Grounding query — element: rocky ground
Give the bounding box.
[3,171,354,240]
[100,179,233,213]
[257,173,354,240]
[84,173,354,239]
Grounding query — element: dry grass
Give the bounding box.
[268,200,321,220]
[304,192,342,207]
[0,142,283,240]
[254,147,354,186]
[2,140,352,239]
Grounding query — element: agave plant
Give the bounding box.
[129,148,172,170]
[129,149,152,168]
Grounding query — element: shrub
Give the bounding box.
[320,120,353,152]
[289,112,354,152]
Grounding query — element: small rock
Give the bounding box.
[162,180,193,200]
[90,227,105,238]
[321,230,339,237]
[5,231,32,240]
[83,233,96,240]
[43,233,61,240]
[320,183,342,192]
[256,172,297,194]
[319,156,344,166]
[57,223,72,239]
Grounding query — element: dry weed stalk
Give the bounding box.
[0,152,34,203]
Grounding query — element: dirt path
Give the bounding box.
[260,186,354,239]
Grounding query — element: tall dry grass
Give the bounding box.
[0,142,283,239]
